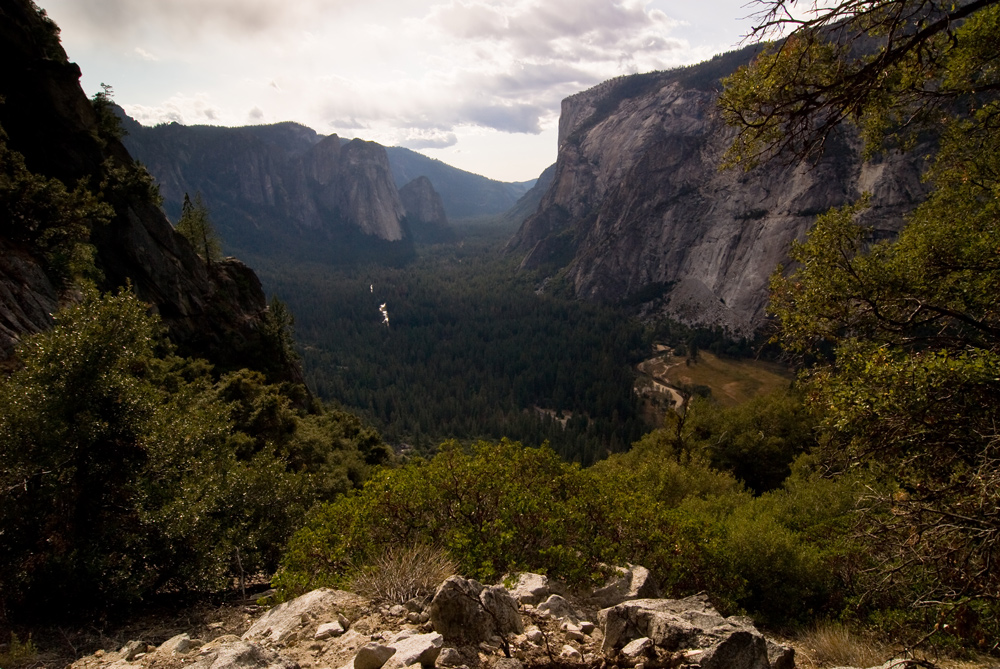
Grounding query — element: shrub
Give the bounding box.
[349,544,456,604]
[796,622,886,669]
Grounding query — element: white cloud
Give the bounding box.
[134,46,159,61]
[41,0,755,180]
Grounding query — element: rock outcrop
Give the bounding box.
[69,574,819,669]
[0,0,292,377]
[385,146,533,220]
[507,48,929,334]
[429,576,523,644]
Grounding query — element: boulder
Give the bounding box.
[599,594,775,669]
[354,643,395,669]
[767,639,796,669]
[699,631,769,669]
[315,621,346,640]
[591,565,658,608]
[244,589,361,646]
[559,645,582,662]
[621,637,652,661]
[436,648,464,667]
[429,576,522,643]
[536,595,580,622]
[159,634,198,655]
[189,641,298,669]
[119,641,147,661]
[383,633,443,669]
[504,573,550,606]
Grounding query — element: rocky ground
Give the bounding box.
[43,565,990,669]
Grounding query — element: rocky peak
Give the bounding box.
[121,119,411,258]
[338,139,406,241]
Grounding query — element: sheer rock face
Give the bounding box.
[508,52,929,335]
[399,176,454,243]
[0,0,286,376]
[337,139,406,241]
[121,119,407,248]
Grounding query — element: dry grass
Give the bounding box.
[663,351,793,406]
[795,622,889,668]
[349,544,457,605]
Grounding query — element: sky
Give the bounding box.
[38,0,761,183]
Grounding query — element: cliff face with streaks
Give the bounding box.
[508,49,928,334]
[118,117,410,261]
[399,175,455,243]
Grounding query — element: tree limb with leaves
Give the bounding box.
[721,0,1000,645]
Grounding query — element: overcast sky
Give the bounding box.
[39,0,760,182]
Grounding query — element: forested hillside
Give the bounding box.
[246,225,650,464]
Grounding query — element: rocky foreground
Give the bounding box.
[67,567,924,669]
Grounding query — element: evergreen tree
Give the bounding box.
[175,192,221,264]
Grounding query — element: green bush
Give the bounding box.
[275,436,861,625]
[0,289,387,620]
[274,439,596,595]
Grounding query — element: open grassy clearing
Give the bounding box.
[664,351,793,405]
[636,349,794,420]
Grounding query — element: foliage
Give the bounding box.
[252,246,650,464]
[175,192,222,263]
[91,84,126,144]
[719,0,1000,167]
[0,124,111,286]
[0,289,388,621]
[683,390,818,493]
[722,0,1000,645]
[276,437,861,624]
[0,633,37,669]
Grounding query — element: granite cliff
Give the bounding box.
[121,119,532,262]
[399,175,455,243]
[0,0,293,379]
[117,117,410,262]
[508,48,929,334]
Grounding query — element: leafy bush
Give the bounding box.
[276,436,861,624]
[0,289,387,620]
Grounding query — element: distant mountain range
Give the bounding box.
[118,113,536,263]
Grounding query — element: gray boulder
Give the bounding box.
[244,589,361,646]
[591,565,658,608]
[599,594,782,669]
[504,573,550,606]
[429,576,522,644]
[383,633,443,669]
[536,594,580,622]
[700,631,769,669]
[354,643,395,669]
[159,634,198,655]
